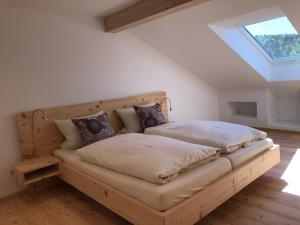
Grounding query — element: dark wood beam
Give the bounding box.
[104,0,211,32]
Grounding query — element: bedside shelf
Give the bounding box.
[23,164,60,185]
[14,155,61,185]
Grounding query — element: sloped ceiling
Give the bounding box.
[129,0,300,96]
[0,0,139,17]
[2,0,300,96]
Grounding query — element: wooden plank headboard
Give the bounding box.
[17,91,168,158]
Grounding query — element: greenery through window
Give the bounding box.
[244,17,300,60]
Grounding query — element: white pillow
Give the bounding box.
[116,107,142,133]
[55,111,104,150]
[116,103,158,133]
[117,127,130,135]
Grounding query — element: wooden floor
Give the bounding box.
[1,130,300,225]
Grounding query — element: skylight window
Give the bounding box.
[244,17,300,61]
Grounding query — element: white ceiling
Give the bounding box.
[129,0,300,96]
[0,0,139,17]
[2,0,300,96]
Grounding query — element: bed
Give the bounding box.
[16,91,280,225]
[54,149,231,211]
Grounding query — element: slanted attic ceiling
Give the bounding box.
[129,0,300,96]
[0,0,139,17]
[2,0,300,96]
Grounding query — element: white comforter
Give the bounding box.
[77,133,220,184]
[145,120,267,153]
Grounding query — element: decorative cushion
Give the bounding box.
[55,119,83,150]
[72,113,115,146]
[116,107,143,133]
[54,111,104,150]
[134,104,166,130]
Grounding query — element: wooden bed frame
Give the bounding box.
[16,91,280,225]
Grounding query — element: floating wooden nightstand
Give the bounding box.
[13,155,61,185]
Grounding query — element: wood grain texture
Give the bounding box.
[13,155,61,185]
[60,164,164,225]
[16,91,167,157]
[104,0,211,32]
[163,146,280,225]
[14,155,60,173]
[58,145,279,225]
[0,130,297,225]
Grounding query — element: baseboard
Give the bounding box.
[255,127,300,134]
[0,189,26,203]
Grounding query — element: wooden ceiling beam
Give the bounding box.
[104,0,211,33]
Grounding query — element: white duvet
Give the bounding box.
[77,133,220,184]
[145,120,267,153]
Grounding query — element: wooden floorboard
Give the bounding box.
[1,130,300,225]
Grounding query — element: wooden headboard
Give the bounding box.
[17,91,168,158]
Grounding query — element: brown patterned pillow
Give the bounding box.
[134,103,166,130]
[72,113,115,146]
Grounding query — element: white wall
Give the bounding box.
[0,7,218,198]
[219,88,300,131]
[218,89,270,127]
[277,97,300,122]
[267,90,278,124]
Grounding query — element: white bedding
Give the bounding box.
[222,138,273,169]
[54,149,232,211]
[77,133,220,184]
[145,120,267,153]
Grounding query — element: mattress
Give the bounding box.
[144,120,267,153]
[222,138,273,169]
[54,149,232,211]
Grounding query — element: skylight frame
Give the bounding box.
[242,17,300,64]
[240,27,273,62]
[209,6,300,82]
[243,27,274,60]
